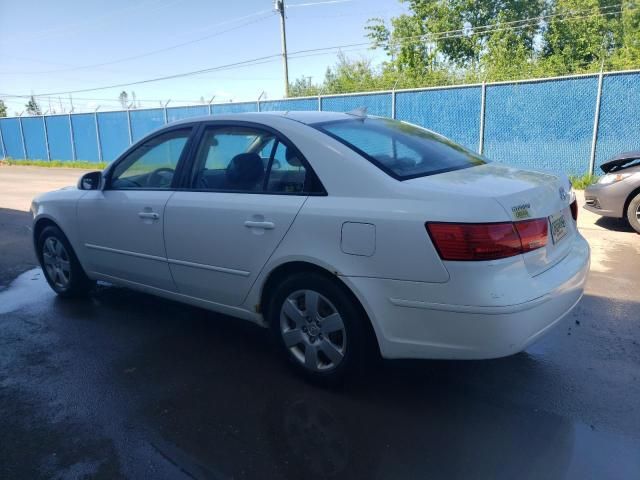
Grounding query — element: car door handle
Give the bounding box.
[244,220,275,230]
[138,212,160,220]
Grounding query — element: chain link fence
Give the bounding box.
[1,70,639,175]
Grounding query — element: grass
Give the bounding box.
[569,173,599,190]
[1,158,108,169]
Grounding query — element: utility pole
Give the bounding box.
[274,0,289,97]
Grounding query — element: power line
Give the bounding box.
[2,11,276,75]
[0,45,371,109]
[2,4,630,99]
[2,2,354,76]
[383,4,625,46]
[0,0,185,45]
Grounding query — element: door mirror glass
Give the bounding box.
[78,171,102,190]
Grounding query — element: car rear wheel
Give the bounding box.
[38,225,94,297]
[626,193,640,234]
[268,272,370,384]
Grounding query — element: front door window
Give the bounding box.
[110,129,191,189]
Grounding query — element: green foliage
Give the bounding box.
[290,0,640,96]
[570,173,599,189]
[323,53,388,93]
[25,95,42,115]
[610,1,640,69]
[543,0,613,74]
[1,158,108,169]
[0,100,7,117]
[289,76,321,97]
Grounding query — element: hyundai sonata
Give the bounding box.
[31,111,590,382]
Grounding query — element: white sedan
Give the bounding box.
[31,111,590,383]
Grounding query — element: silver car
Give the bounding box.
[584,151,640,233]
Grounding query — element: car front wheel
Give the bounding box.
[626,192,640,234]
[38,225,94,297]
[268,272,371,384]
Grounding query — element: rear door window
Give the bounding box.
[191,127,272,192]
[189,125,322,194]
[265,142,308,194]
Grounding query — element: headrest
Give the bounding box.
[226,153,264,185]
[285,147,303,167]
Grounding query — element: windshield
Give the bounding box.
[315,117,487,180]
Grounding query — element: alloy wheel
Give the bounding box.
[42,236,71,289]
[279,289,347,372]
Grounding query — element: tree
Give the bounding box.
[289,53,391,97]
[323,53,386,93]
[368,1,544,75]
[365,0,639,86]
[605,0,640,69]
[25,96,42,115]
[289,76,321,97]
[290,0,640,96]
[481,12,536,81]
[542,0,619,75]
[0,100,7,117]
[118,91,129,109]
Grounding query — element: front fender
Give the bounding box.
[31,189,86,261]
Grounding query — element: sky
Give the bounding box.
[0,0,407,115]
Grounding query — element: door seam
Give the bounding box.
[240,195,310,306]
[162,190,180,292]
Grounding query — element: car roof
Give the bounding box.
[168,110,355,127]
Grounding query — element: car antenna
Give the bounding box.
[345,106,367,119]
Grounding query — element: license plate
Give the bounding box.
[549,212,568,244]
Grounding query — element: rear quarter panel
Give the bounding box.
[272,196,451,282]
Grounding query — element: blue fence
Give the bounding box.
[2,70,639,175]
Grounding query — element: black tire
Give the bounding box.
[626,193,640,234]
[267,271,373,385]
[37,225,95,297]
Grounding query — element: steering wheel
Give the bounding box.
[148,168,174,187]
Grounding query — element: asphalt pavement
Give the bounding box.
[1,165,639,479]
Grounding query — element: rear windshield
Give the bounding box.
[314,117,486,180]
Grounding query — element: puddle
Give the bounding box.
[0,268,53,315]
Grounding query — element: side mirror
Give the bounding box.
[78,171,102,190]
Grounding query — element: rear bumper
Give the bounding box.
[343,234,590,360]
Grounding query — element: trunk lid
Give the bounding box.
[406,163,577,275]
[600,151,640,173]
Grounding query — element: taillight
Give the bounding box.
[426,219,548,261]
[570,199,578,221]
[515,218,548,253]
